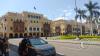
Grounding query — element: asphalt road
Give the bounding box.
[48,41,100,56]
[8,39,100,56]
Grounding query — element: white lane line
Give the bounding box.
[57,52,65,56]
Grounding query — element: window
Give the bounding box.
[38,16,41,19]
[11,19,13,21]
[29,27,32,31]
[25,27,27,30]
[10,27,13,30]
[33,28,36,31]
[37,28,39,31]
[36,16,38,19]
[28,15,31,18]
[5,19,7,21]
[30,20,32,23]
[37,21,38,23]
[5,27,6,30]
[34,21,35,23]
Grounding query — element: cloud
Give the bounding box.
[53,17,64,21]
[62,9,74,20]
[53,9,75,20]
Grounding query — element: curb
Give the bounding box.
[47,40,100,46]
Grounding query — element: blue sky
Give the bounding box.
[0,0,100,20]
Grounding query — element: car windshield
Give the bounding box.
[29,38,48,45]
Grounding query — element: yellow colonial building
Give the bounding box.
[51,19,86,36]
[0,11,95,38]
[0,11,51,38]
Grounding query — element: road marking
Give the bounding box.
[57,52,65,56]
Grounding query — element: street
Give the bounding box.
[8,39,100,56]
[49,41,100,56]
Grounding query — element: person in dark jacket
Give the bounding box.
[2,37,9,56]
[0,37,3,56]
[18,38,29,56]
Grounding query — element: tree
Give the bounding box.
[85,1,100,35]
[75,8,87,35]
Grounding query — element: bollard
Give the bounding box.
[81,42,85,48]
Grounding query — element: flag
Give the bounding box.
[34,6,36,10]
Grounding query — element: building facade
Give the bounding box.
[0,11,96,38]
[51,19,86,36]
[0,11,51,38]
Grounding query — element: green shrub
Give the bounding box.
[80,35,100,39]
[60,35,100,40]
[60,35,77,39]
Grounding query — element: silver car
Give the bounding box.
[18,38,56,56]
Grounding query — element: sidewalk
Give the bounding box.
[46,40,100,46]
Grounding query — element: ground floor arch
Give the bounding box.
[19,33,23,38]
[24,33,27,37]
[9,33,13,38]
[14,33,18,38]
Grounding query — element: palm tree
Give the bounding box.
[75,8,87,35]
[85,0,100,35]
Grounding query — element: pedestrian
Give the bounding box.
[18,38,28,56]
[0,37,3,56]
[2,36,9,56]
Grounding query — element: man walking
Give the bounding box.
[0,37,3,56]
[2,36,9,56]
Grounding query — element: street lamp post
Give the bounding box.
[74,0,80,40]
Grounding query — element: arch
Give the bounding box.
[9,33,13,38]
[33,33,36,36]
[29,33,32,37]
[19,33,23,38]
[41,33,43,37]
[66,24,72,34]
[55,26,61,35]
[24,33,27,37]
[14,33,18,38]
[37,33,39,37]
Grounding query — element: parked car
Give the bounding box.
[18,38,56,56]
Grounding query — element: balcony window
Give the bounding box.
[37,28,39,31]
[37,21,38,23]
[10,27,13,30]
[11,19,13,21]
[30,20,32,23]
[5,27,6,30]
[33,28,36,31]
[29,27,32,31]
[5,19,7,21]
[28,15,31,18]
[25,27,27,30]
[34,21,35,23]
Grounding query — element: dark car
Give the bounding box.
[18,38,56,56]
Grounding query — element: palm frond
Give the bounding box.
[75,15,79,20]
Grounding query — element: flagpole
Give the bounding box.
[75,0,79,39]
[75,0,78,30]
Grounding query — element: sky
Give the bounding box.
[0,0,100,20]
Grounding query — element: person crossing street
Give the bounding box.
[1,36,9,56]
